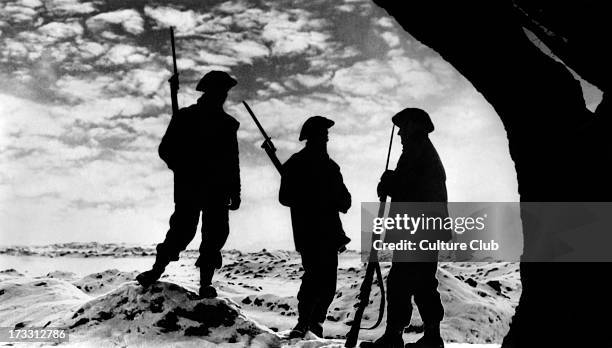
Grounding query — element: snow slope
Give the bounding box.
[0,244,517,347]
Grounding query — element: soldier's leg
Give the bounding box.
[407,261,444,347]
[197,202,229,293]
[157,204,201,261]
[309,250,338,337]
[291,251,317,337]
[413,262,443,324]
[137,204,200,287]
[386,262,417,332]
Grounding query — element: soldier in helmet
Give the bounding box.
[362,108,448,348]
[279,116,352,338]
[136,71,241,299]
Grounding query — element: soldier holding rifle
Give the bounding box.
[243,106,351,339]
[280,116,352,339]
[362,108,447,348]
[136,28,241,299]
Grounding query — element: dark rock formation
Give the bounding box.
[372,1,611,347]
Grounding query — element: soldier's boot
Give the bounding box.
[309,322,323,338]
[405,323,444,348]
[136,254,169,287]
[288,321,308,339]
[198,266,217,298]
[360,329,404,348]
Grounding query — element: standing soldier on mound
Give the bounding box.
[279,116,352,339]
[136,71,241,299]
[362,108,448,348]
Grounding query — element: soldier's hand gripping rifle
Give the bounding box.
[242,101,283,174]
[344,125,395,348]
[169,27,179,116]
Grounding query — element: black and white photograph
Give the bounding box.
[0,1,609,347]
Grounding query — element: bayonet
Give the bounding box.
[242,101,283,174]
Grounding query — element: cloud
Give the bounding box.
[77,41,107,59]
[117,68,168,97]
[46,0,95,15]
[291,72,333,89]
[0,2,38,24]
[306,45,360,70]
[144,6,199,34]
[86,9,144,36]
[231,8,266,30]
[375,17,394,28]
[7,156,165,206]
[332,56,456,100]
[17,0,42,8]
[55,74,114,101]
[1,39,29,61]
[216,0,249,14]
[380,31,400,47]
[229,40,270,63]
[255,81,288,98]
[332,59,399,95]
[195,51,240,67]
[0,94,64,146]
[0,94,169,210]
[261,11,331,56]
[336,4,356,12]
[37,21,83,40]
[100,44,150,66]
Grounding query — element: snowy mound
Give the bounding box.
[60,281,281,347]
[0,273,345,347]
[0,277,90,327]
[435,263,518,343]
[72,269,140,295]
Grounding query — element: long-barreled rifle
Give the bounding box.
[242,101,283,174]
[345,125,395,348]
[169,27,179,116]
[158,27,180,167]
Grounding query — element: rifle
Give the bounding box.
[345,125,395,348]
[242,101,283,174]
[169,27,179,116]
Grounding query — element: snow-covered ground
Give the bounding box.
[0,244,519,347]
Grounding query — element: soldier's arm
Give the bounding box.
[334,163,352,213]
[279,160,294,207]
[377,170,396,198]
[158,112,181,170]
[228,126,241,200]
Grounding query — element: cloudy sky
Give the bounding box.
[1,0,598,250]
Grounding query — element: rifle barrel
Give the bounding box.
[170,27,178,75]
[243,101,272,143]
[168,27,179,116]
[385,125,395,171]
[242,101,282,174]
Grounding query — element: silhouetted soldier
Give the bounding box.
[363,108,447,348]
[136,71,241,299]
[279,116,351,338]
